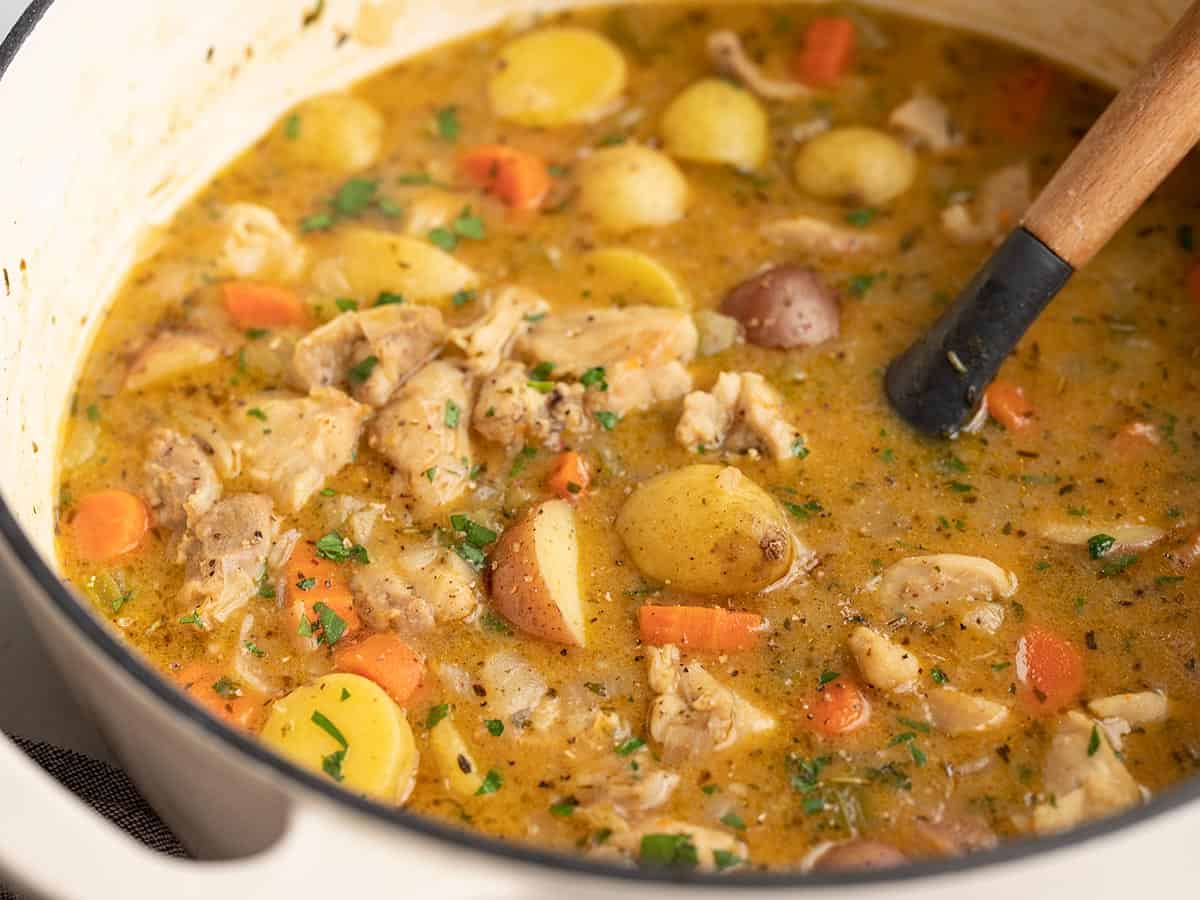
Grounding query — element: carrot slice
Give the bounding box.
[333,633,425,705]
[285,543,361,643]
[793,17,857,87]
[546,450,590,502]
[172,661,264,731]
[639,605,763,652]
[459,145,552,211]
[70,489,149,562]
[222,282,309,329]
[985,379,1035,431]
[804,677,871,736]
[1016,627,1085,715]
[988,63,1054,139]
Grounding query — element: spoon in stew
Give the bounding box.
[885,0,1200,437]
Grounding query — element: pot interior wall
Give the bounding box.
[0,0,1186,620]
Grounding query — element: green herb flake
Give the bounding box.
[509,445,537,477]
[847,272,880,297]
[434,105,461,141]
[1099,554,1139,577]
[701,783,719,795]
[283,113,301,140]
[791,437,810,459]
[481,610,512,635]
[454,541,486,569]
[485,719,504,737]
[375,291,405,306]
[246,407,267,421]
[594,410,620,431]
[818,670,840,685]
[1087,725,1101,757]
[178,610,205,629]
[930,667,949,685]
[579,366,608,391]
[321,748,346,782]
[111,590,133,614]
[334,297,358,312]
[845,207,878,227]
[299,212,335,233]
[295,576,316,592]
[396,172,433,186]
[340,688,351,701]
[425,704,450,730]
[530,361,556,381]
[85,403,101,422]
[331,177,379,217]
[348,354,380,384]
[444,399,461,429]
[452,289,476,307]
[947,480,974,493]
[639,834,698,868]
[211,676,239,698]
[719,811,746,831]
[452,207,486,241]
[549,799,578,817]
[244,640,266,658]
[991,660,1011,671]
[897,716,931,734]
[475,769,503,796]
[313,601,348,646]
[909,743,928,767]
[311,710,348,748]
[712,849,741,870]
[527,380,555,394]
[450,514,498,548]
[616,736,646,756]
[1157,575,1186,587]
[1088,533,1116,559]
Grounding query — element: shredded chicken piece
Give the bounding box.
[599,359,693,418]
[292,304,445,407]
[847,626,919,693]
[448,286,549,376]
[125,331,221,392]
[143,428,221,532]
[178,493,276,625]
[1021,711,1143,835]
[516,306,698,376]
[761,215,885,257]
[219,203,307,281]
[479,651,548,721]
[926,687,1010,735]
[707,30,808,100]
[647,644,775,763]
[889,88,961,153]
[322,494,385,546]
[1087,691,1168,726]
[576,760,681,821]
[234,387,369,513]
[876,554,1018,627]
[942,164,1031,245]
[473,361,590,450]
[675,371,801,460]
[368,361,473,520]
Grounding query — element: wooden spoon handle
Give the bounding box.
[1023,0,1200,268]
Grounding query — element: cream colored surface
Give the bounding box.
[0,0,1195,897]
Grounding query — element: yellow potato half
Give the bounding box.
[581,248,691,309]
[279,93,384,173]
[661,78,769,171]
[260,673,418,803]
[316,227,478,306]
[489,27,627,127]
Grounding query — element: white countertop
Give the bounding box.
[1,0,113,763]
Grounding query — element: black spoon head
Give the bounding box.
[884,227,1073,438]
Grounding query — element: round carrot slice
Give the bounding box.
[334,633,425,705]
[173,662,264,731]
[222,281,309,329]
[70,489,149,562]
[1016,627,1085,715]
[805,677,871,736]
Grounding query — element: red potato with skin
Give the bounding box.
[720,264,839,349]
[488,499,586,646]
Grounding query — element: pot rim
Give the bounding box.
[4,0,1200,888]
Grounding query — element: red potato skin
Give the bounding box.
[720,264,839,349]
[812,840,907,871]
[487,506,582,646]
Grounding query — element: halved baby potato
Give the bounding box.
[793,126,917,205]
[577,145,689,233]
[660,78,769,171]
[580,248,691,309]
[488,499,586,646]
[124,332,221,392]
[314,227,479,306]
[616,465,793,594]
[279,93,384,173]
[260,673,418,803]
[488,27,627,127]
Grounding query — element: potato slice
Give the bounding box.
[793,127,917,205]
[260,673,418,803]
[429,716,485,797]
[616,465,795,595]
[488,27,627,127]
[125,332,221,391]
[661,78,769,171]
[279,93,384,173]
[1087,691,1168,726]
[926,687,1009,735]
[314,227,478,306]
[580,248,691,309]
[577,145,689,233]
[488,499,585,646]
[848,626,919,693]
[1040,521,1165,554]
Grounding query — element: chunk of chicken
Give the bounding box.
[599,360,693,418]
[889,89,961,153]
[322,494,385,546]
[576,759,681,819]
[876,554,1018,627]
[234,387,369,513]
[941,164,1031,246]
[473,361,590,450]
[848,626,919,693]
[647,644,776,763]
[516,306,698,376]
[1024,711,1142,835]
[219,202,307,281]
[292,304,445,407]
[926,688,1009,735]
[761,215,885,257]
[351,566,434,634]
[675,371,801,460]
[448,286,549,376]
[1087,691,1168,726]
[143,428,222,532]
[178,493,276,625]
[479,651,549,721]
[368,361,473,520]
[125,331,221,392]
[707,30,807,101]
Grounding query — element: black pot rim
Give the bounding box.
[3,0,1198,889]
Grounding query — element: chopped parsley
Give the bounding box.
[348,354,380,384]
[897,716,931,734]
[299,212,334,233]
[1088,725,1102,756]
[1087,533,1116,559]
[713,850,742,871]
[639,833,698,868]
[847,272,880,297]
[321,749,346,782]
[509,445,536,477]
[527,380,555,394]
[211,676,239,698]
[530,361,556,380]
[434,105,460,141]
[85,403,101,422]
[283,113,301,140]
[450,514,498,548]
[295,576,316,592]
[111,590,133,614]
[313,601,348,646]
[178,610,205,629]
[549,799,578,817]
[579,366,608,391]
[311,710,348,748]
[426,703,450,729]
[594,410,620,431]
[334,297,358,312]
[340,688,350,701]
[475,769,503,795]
[845,207,878,227]
[791,437,810,459]
[454,542,486,569]
[615,736,645,756]
[422,466,438,482]
[244,640,266,658]
[444,399,461,428]
[331,177,379,216]
[909,744,928,767]
[719,811,746,830]
[1099,554,1138,577]
[480,610,512,635]
[428,227,457,251]
[930,667,949,685]
[246,407,267,421]
[452,289,476,307]
[784,499,823,520]
[946,480,974,493]
[818,670,840,685]
[375,291,405,306]
[314,531,369,565]
[485,719,504,737]
[453,207,486,240]
[397,172,433,186]
[297,616,314,638]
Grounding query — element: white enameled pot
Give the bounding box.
[1,1,1199,897]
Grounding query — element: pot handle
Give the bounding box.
[0,734,538,899]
